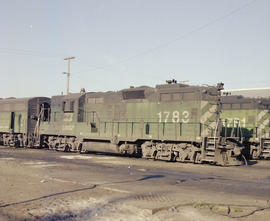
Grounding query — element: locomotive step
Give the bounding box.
[207,139,218,142]
[202,157,215,162]
[207,142,216,145]
[262,150,270,153]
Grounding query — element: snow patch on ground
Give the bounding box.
[37,199,156,221]
[96,160,132,165]
[23,161,47,165]
[28,197,107,221]
[0,157,15,160]
[60,155,94,160]
[23,161,59,168]
[22,161,59,168]
[33,164,59,168]
[60,155,119,161]
[95,156,118,160]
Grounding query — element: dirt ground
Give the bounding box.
[1,147,270,221]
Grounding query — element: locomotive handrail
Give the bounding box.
[85,111,101,122]
[220,118,244,141]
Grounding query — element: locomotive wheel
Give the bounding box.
[64,145,70,152]
[78,143,83,153]
[252,150,260,159]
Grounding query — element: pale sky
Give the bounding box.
[0,0,269,98]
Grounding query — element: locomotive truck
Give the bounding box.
[221,95,270,159]
[0,81,243,166]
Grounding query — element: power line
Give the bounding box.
[75,0,258,74]
[0,47,65,59]
[0,0,259,77]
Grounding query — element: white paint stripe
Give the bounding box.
[201,121,217,137]
[200,105,217,124]
[201,101,208,110]
[257,110,268,123]
[259,118,270,130]
[201,129,209,137]
[258,119,270,138]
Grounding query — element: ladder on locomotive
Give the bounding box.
[202,137,217,162]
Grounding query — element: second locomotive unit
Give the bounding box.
[221,95,270,159]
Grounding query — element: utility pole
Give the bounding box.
[63,56,75,95]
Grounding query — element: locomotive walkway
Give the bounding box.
[0,146,270,220]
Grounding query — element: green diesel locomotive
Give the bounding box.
[38,81,242,166]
